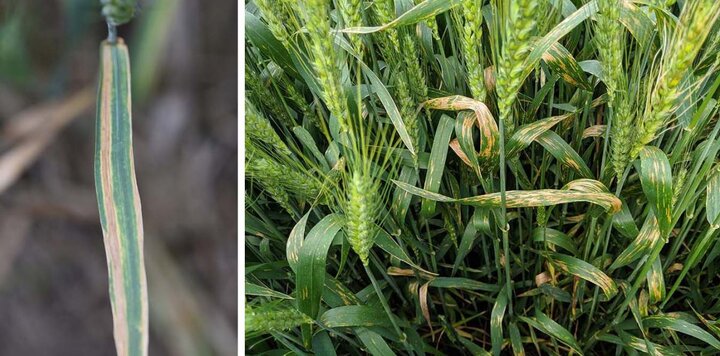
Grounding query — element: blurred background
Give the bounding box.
[0,1,237,355]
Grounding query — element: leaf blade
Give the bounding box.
[296,214,345,319]
[95,39,148,356]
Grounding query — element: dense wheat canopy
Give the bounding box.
[244,0,720,354]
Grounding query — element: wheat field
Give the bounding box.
[244,0,720,354]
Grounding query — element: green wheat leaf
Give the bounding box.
[421,115,455,216]
[643,314,720,350]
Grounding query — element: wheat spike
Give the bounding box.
[496,0,537,135]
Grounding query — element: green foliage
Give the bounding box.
[245,0,720,354]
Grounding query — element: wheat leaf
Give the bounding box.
[95,39,148,356]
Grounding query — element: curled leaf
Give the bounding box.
[393,178,621,213]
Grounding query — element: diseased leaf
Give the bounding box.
[535,130,593,178]
[707,168,720,228]
[638,146,673,237]
[508,322,525,356]
[324,277,362,306]
[581,125,606,138]
[451,114,481,174]
[598,330,683,355]
[545,252,618,299]
[356,327,397,356]
[246,282,293,300]
[619,1,655,49]
[95,39,148,356]
[287,212,310,272]
[296,214,345,318]
[611,213,661,269]
[419,282,432,331]
[424,95,499,167]
[542,42,592,90]
[393,179,621,213]
[342,0,461,34]
[644,314,720,350]
[532,227,579,255]
[429,277,499,292]
[491,285,508,356]
[519,311,583,355]
[524,1,598,78]
[646,258,665,304]
[506,114,573,157]
[320,305,391,328]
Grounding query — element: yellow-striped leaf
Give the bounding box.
[424,95,499,167]
[94,39,148,356]
[506,114,572,157]
[610,213,661,270]
[545,252,618,299]
[646,258,665,304]
[535,131,593,178]
[519,311,584,355]
[393,178,621,213]
[286,212,310,273]
[523,1,598,79]
[542,42,592,90]
[707,168,720,228]
[638,146,673,237]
